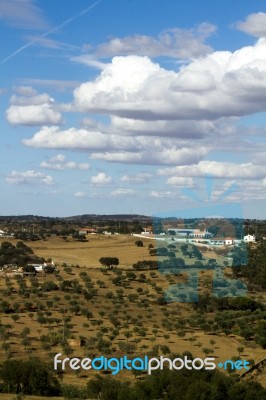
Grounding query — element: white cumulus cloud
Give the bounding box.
[6,104,62,126]
[23,126,208,166]
[91,172,112,186]
[73,40,266,121]
[235,12,266,38]
[23,126,138,150]
[19,37,266,170]
[6,91,62,126]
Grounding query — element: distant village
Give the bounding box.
[0,218,263,279]
[135,227,257,247]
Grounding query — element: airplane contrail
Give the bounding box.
[0,0,102,66]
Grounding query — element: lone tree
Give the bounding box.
[99,257,119,269]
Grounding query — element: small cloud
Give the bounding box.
[74,191,88,198]
[19,79,81,92]
[6,170,55,186]
[235,12,266,37]
[166,177,194,187]
[120,172,152,184]
[150,191,173,198]
[110,188,135,196]
[6,91,62,126]
[13,86,37,96]
[91,172,112,186]
[0,0,48,30]
[10,92,52,106]
[41,154,90,171]
[25,35,78,51]
[6,104,62,126]
[71,55,107,69]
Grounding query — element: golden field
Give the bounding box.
[0,235,265,388]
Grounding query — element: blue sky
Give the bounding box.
[1,0,266,218]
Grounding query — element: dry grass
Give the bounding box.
[0,235,265,388]
[6,235,156,267]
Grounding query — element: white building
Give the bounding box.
[244,234,256,243]
[141,227,153,235]
[167,228,213,238]
[224,238,235,246]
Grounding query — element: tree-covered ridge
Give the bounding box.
[0,356,266,399]
[0,241,44,266]
[84,368,266,400]
[0,358,60,396]
[233,241,266,289]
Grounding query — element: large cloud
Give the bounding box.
[23,126,208,165]
[23,126,140,150]
[19,33,266,169]
[158,161,266,180]
[91,146,207,165]
[73,39,266,120]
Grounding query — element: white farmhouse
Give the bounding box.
[244,234,256,243]
[224,238,235,246]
